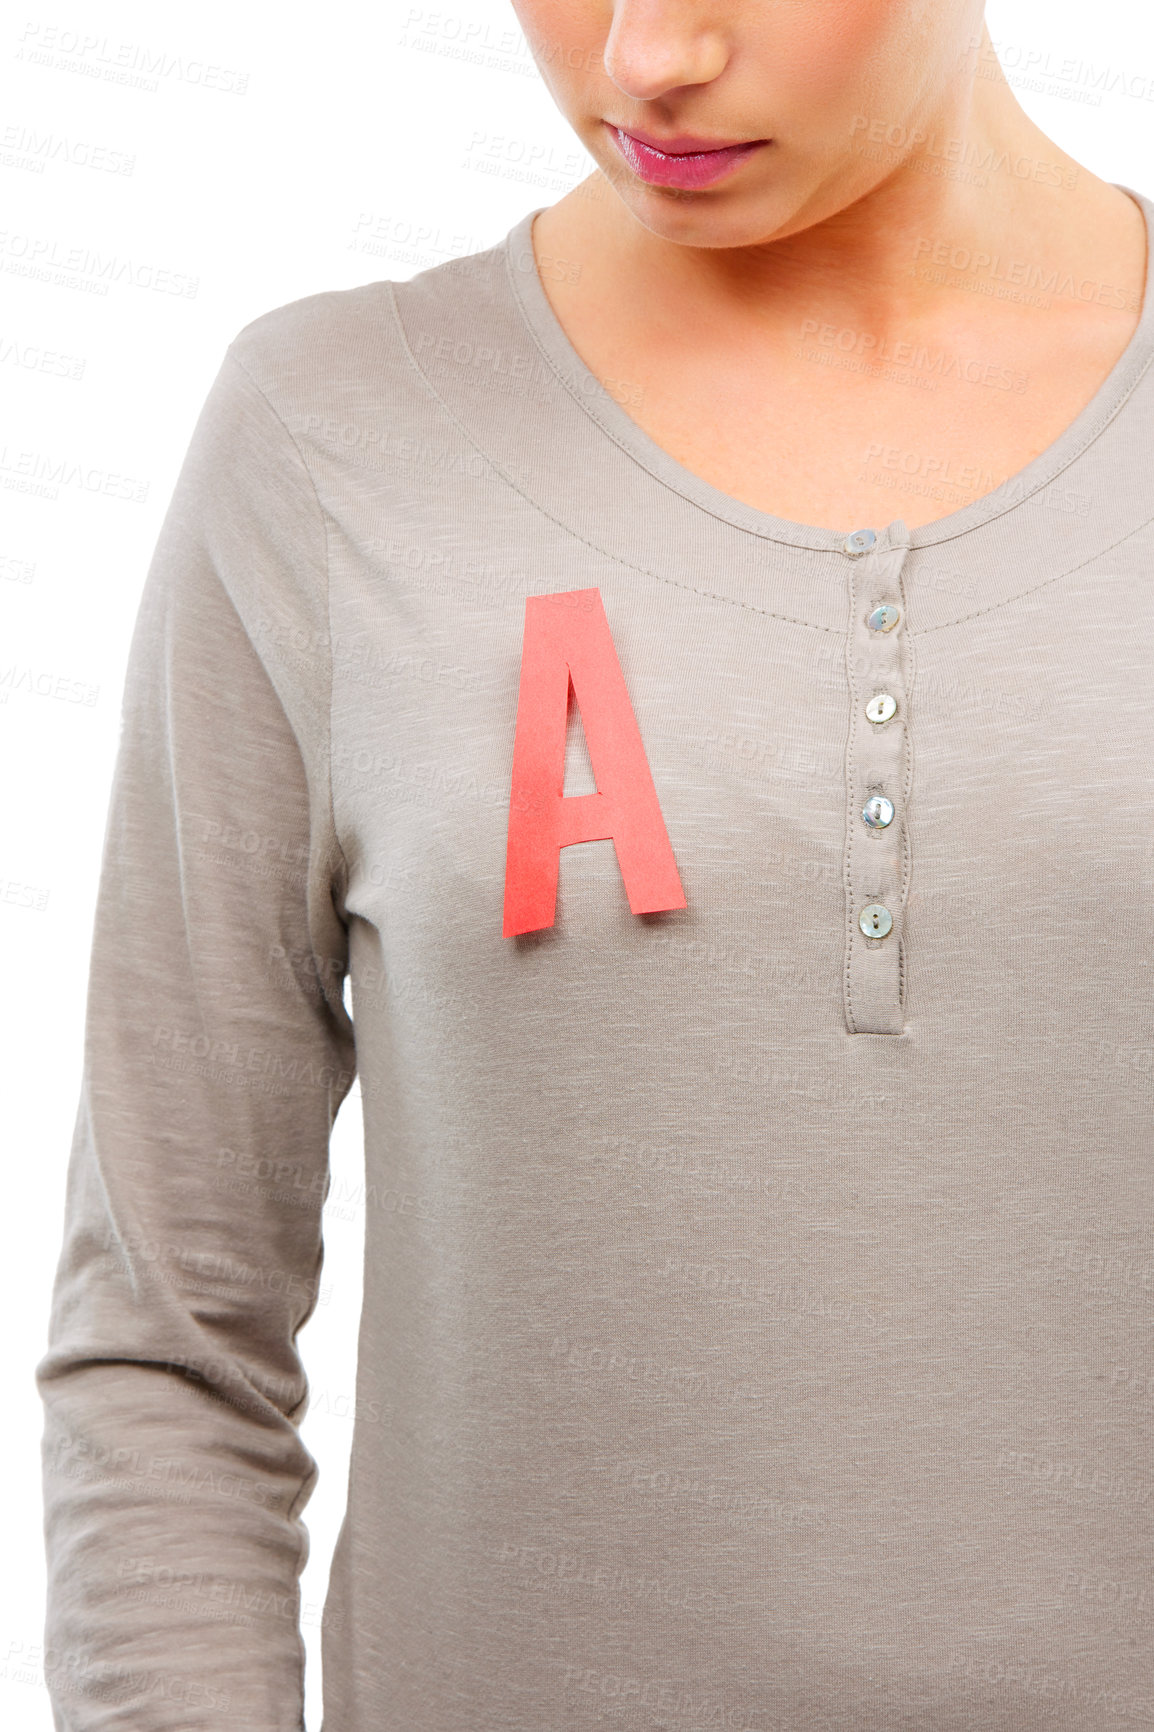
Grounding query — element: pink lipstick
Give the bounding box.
[607,124,768,190]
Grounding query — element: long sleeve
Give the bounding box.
[36,339,357,1730]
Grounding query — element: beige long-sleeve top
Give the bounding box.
[38,186,1154,1730]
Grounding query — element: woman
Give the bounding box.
[38,2,1154,1728]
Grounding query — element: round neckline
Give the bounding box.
[503,184,1154,554]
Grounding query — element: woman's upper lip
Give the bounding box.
[609,124,766,156]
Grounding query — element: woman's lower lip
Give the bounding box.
[608,125,767,189]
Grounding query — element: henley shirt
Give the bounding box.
[38,185,1154,1731]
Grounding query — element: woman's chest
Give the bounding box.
[574,337,1132,533]
[324,528,1154,1038]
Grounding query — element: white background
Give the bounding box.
[2,2,1153,1725]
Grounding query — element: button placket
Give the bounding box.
[842,525,914,1034]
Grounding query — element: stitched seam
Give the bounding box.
[503,234,852,554]
[909,331,1154,552]
[843,562,860,1034]
[222,343,354,930]
[917,506,1154,631]
[506,209,1154,560]
[843,545,911,1035]
[385,283,852,635]
[205,344,344,1688]
[897,555,917,1022]
[389,279,1154,636]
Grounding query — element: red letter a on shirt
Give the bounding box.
[502,587,686,937]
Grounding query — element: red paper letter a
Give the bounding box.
[502,587,687,936]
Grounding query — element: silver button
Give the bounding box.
[858,903,893,938]
[845,528,877,557]
[865,692,897,724]
[867,603,900,632]
[862,795,895,829]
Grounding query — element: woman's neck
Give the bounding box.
[536,24,1146,341]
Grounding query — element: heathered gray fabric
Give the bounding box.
[38,185,1154,1730]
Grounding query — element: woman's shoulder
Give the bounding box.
[222,223,525,419]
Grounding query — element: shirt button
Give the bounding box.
[865,692,897,723]
[861,795,895,829]
[859,903,893,938]
[845,528,877,557]
[867,603,901,632]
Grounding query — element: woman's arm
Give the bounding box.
[36,338,357,1730]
